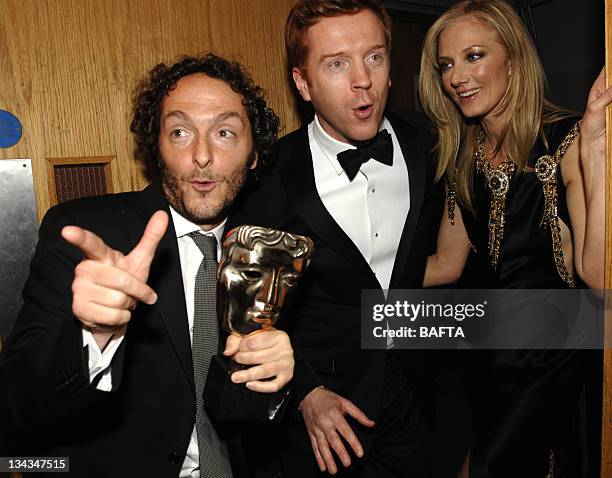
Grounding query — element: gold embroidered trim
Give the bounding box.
[447,180,457,226]
[545,448,555,478]
[535,121,580,288]
[475,128,515,268]
[449,121,580,283]
[468,240,477,253]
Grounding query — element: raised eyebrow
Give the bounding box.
[320,51,348,62]
[368,44,386,53]
[320,44,386,61]
[214,111,246,125]
[163,110,192,123]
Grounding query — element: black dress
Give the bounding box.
[455,117,597,477]
[461,117,579,289]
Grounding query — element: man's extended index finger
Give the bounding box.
[61,226,115,263]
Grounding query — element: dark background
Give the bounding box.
[383,0,604,113]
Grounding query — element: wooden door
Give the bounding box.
[603,2,612,475]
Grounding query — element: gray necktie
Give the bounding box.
[188,232,232,478]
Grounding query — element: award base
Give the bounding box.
[204,354,291,423]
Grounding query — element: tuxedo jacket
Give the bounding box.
[230,111,444,465]
[0,182,251,477]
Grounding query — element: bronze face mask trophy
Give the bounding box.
[204,225,314,423]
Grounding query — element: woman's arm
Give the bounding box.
[564,68,611,289]
[423,197,471,287]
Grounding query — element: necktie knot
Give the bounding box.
[188,232,218,262]
[336,129,393,181]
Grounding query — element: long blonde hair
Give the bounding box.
[419,0,567,211]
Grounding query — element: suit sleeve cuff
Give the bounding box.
[290,344,323,420]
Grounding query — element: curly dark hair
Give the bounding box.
[130,53,279,180]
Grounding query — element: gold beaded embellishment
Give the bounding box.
[446,181,475,252]
[447,179,457,226]
[475,128,516,268]
[545,449,555,478]
[534,121,580,288]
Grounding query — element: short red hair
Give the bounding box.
[285,0,392,70]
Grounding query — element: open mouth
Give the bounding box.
[190,180,216,192]
[248,310,279,325]
[457,88,482,100]
[353,104,374,119]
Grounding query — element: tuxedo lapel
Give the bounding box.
[279,125,377,283]
[122,182,194,390]
[388,113,427,288]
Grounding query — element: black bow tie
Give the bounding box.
[336,129,393,181]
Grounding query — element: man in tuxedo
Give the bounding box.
[0,54,294,477]
[231,0,443,476]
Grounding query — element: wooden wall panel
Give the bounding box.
[0,0,299,220]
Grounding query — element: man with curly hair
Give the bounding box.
[0,53,293,477]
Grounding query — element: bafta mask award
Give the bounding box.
[204,225,314,423]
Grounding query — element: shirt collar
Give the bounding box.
[168,205,226,245]
[311,113,390,176]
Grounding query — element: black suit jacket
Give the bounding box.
[230,111,443,470]
[0,182,250,477]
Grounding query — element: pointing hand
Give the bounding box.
[61,210,168,346]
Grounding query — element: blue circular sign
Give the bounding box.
[0,110,23,148]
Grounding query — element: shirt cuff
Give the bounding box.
[81,328,125,391]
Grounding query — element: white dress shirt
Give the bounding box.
[82,205,225,478]
[309,114,410,290]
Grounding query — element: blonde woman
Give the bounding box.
[419,0,610,476]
